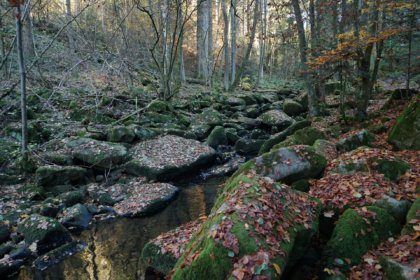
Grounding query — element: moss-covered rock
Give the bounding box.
[258,120,311,155]
[374,196,411,224]
[283,99,304,116]
[401,198,419,235]
[206,126,228,148]
[0,138,19,166]
[190,108,225,127]
[234,138,265,156]
[271,127,326,150]
[171,174,320,279]
[388,101,419,150]
[336,130,374,152]
[60,204,92,231]
[65,137,129,169]
[132,126,159,141]
[36,165,87,188]
[324,206,400,267]
[312,139,338,161]
[125,135,216,181]
[371,158,410,181]
[0,222,10,243]
[189,124,213,140]
[17,214,72,254]
[59,190,86,207]
[146,100,173,113]
[225,128,240,145]
[291,179,310,192]
[107,126,135,143]
[257,109,294,130]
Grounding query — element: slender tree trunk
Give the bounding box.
[66,0,76,52]
[221,0,230,91]
[0,12,7,77]
[178,2,186,83]
[197,0,210,82]
[256,0,267,87]
[208,0,213,83]
[16,5,28,161]
[230,0,237,85]
[406,4,415,93]
[291,0,318,116]
[23,5,35,58]
[229,0,260,91]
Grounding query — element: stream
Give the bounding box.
[18,176,227,280]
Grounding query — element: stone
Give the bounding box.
[271,127,326,150]
[107,126,135,143]
[312,139,338,161]
[65,137,129,169]
[0,222,10,243]
[132,126,159,141]
[257,109,294,130]
[388,101,419,150]
[190,108,225,127]
[113,181,178,217]
[36,165,87,188]
[60,204,92,231]
[374,196,411,224]
[283,99,305,116]
[17,214,72,254]
[206,126,228,149]
[234,138,265,156]
[336,130,374,152]
[402,198,419,235]
[125,135,216,181]
[33,241,86,271]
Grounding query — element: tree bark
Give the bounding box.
[291,0,318,116]
[66,0,75,52]
[221,0,230,91]
[197,0,211,82]
[23,5,35,58]
[256,0,267,87]
[230,0,237,85]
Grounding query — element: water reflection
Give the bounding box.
[19,177,226,280]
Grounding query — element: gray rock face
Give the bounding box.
[65,137,129,169]
[125,135,216,180]
[60,204,92,231]
[36,165,87,188]
[336,129,374,152]
[257,109,294,130]
[113,181,178,217]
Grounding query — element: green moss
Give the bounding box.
[107,126,135,143]
[283,99,304,116]
[36,166,87,188]
[325,206,400,266]
[271,127,326,150]
[388,101,419,150]
[372,159,410,181]
[291,179,310,192]
[206,126,228,148]
[142,242,178,275]
[402,198,420,235]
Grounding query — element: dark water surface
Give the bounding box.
[19,176,226,280]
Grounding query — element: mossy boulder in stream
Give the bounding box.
[17,214,72,254]
[283,99,304,116]
[125,135,216,181]
[257,109,294,130]
[36,165,87,188]
[387,101,419,150]
[171,174,320,279]
[271,127,326,150]
[190,108,225,127]
[65,137,129,169]
[206,126,228,148]
[60,204,92,231]
[324,206,400,268]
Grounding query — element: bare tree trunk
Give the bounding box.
[406,4,415,93]
[16,5,28,161]
[230,0,237,85]
[23,5,35,58]
[66,0,75,52]
[256,0,267,88]
[0,11,7,77]
[229,0,260,91]
[197,0,210,82]
[291,0,318,116]
[178,2,186,83]
[221,0,230,91]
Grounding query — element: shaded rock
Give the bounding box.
[113,181,178,217]
[258,120,311,155]
[201,156,246,179]
[225,128,240,145]
[402,198,419,235]
[190,108,225,126]
[0,222,10,243]
[171,174,320,279]
[125,135,216,181]
[60,204,92,231]
[380,256,419,280]
[17,214,72,254]
[107,126,135,143]
[42,152,73,166]
[324,207,400,267]
[234,138,265,156]
[190,124,212,140]
[33,241,86,271]
[206,126,228,149]
[312,139,338,161]
[36,166,87,188]
[66,137,129,169]
[374,196,411,224]
[371,158,410,181]
[59,190,86,207]
[271,127,326,150]
[0,257,24,278]
[133,126,159,141]
[257,109,294,130]
[0,138,19,166]
[283,99,304,116]
[388,101,419,150]
[291,179,310,192]
[336,130,374,152]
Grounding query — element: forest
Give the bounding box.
[0,0,418,279]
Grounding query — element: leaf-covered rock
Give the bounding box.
[59,204,92,231]
[125,135,216,181]
[336,129,375,152]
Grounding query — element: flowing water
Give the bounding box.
[19,176,227,280]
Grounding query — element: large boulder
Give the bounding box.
[113,181,178,217]
[60,204,92,231]
[324,207,400,269]
[388,101,419,150]
[312,139,338,161]
[401,198,419,235]
[283,99,305,116]
[336,129,374,152]
[206,126,228,149]
[237,145,326,184]
[36,165,87,188]
[190,108,225,127]
[257,109,294,130]
[107,126,135,143]
[234,138,265,156]
[17,214,72,254]
[125,135,216,181]
[171,174,320,279]
[258,120,311,155]
[65,137,129,169]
